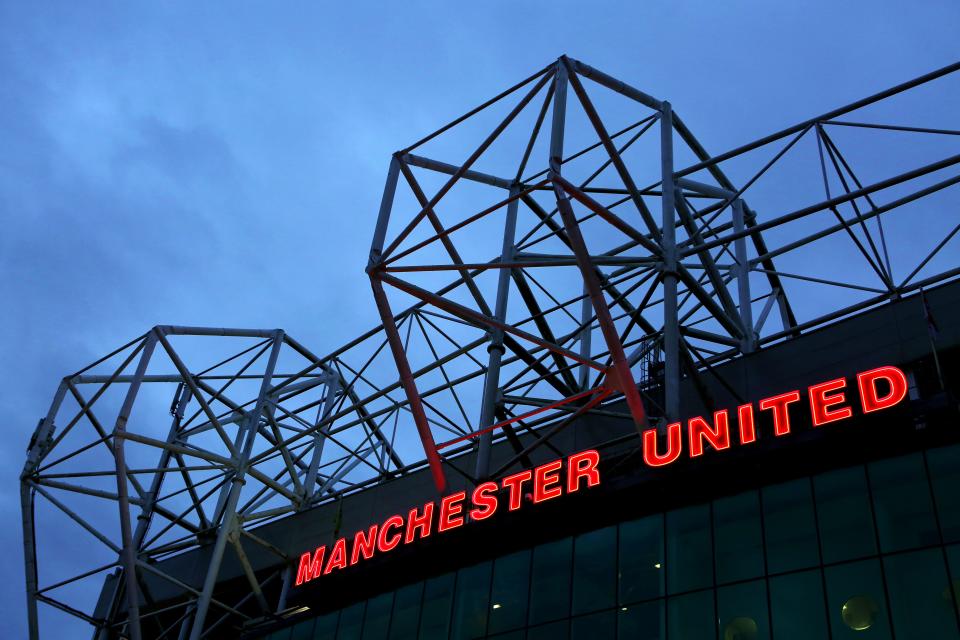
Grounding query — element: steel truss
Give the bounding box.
[21,57,960,639]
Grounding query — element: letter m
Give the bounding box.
[295,545,326,586]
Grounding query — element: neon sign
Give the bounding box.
[294,365,908,586]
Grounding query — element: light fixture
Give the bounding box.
[492,603,502,610]
[621,607,628,612]
[654,563,662,569]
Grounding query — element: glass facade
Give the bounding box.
[263,443,960,640]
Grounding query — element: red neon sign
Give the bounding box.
[295,365,909,587]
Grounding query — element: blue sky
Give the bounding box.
[1,1,958,637]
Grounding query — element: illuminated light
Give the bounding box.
[438,491,467,532]
[502,469,533,511]
[654,563,661,569]
[323,538,348,574]
[350,524,378,565]
[492,603,502,610]
[688,410,731,457]
[295,546,326,585]
[377,515,404,553]
[469,482,499,521]
[621,607,628,611]
[758,390,801,436]
[809,377,853,426]
[567,450,601,493]
[642,423,682,467]
[404,502,434,544]
[533,459,564,503]
[841,595,878,631]
[723,617,758,640]
[282,605,311,617]
[737,403,756,445]
[858,365,908,413]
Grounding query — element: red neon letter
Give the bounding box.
[567,450,601,492]
[350,525,378,565]
[738,403,756,445]
[759,391,801,436]
[858,365,908,413]
[502,470,533,511]
[438,492,466,532]
[377,515,404,553]
[405,502,434,543]
[323,537,348,574]
[533,459,564,503]
[295,545,325,585]
[643,423,682,467]
[688,410,731,457]
[809,377,853,426]
[469,482,499,521]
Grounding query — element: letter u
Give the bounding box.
[643,422,683,467]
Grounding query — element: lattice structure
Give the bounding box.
[21,56,960,639]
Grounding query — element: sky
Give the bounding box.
[1,1,958,637]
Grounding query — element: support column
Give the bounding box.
[475,185,520,479]
[304,370,339,501]
[732,199,756,352]
[661,103,680,422]
[113,334,159,640]
[188,331,284,640]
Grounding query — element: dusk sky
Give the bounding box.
[2,1,958,637]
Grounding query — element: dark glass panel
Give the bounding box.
[814,466,877,563]
[291,619,315,640]
[762,479,819,573]
[270,628,292,640]
[450,561,491,640]
[714,491,764,584]
[419,573,455,640]
[529,537,573,625]
[718,580,770,640]
[928,445,960,543]
[337,601,366,640]
[618,600,664,639]
[571,610,616,639]
[488,550,530,634]
[884,549,959,639]
[666,504,712,593]
[869,453,939,552]
[769,569,828,640]
[527,620,569,640]
[388,582,423,640]
[945,545,960,619]
[619,514,664,604]
[824,559,892,639]
[362,592,393,640]
[313,610,340,639]
[573,525,617,615]
[487,632,525,640]
[667,590,714,639]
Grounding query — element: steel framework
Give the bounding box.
[21,56,960,639]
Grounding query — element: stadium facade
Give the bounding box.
[21,57,960,639]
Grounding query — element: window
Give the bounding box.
[714,490,764,584]
[824,559,892,639]
[927,445,960,543]
[884,549,959,638]
[290,618,314,640]
[769,569,828,640]
[763,479,819,573]
[570,611,615,639]
[419,573,454,640]
[667,590,714,639]
[870,454,939,552]
[527,620,569,640]
[336,601,366,640]
[718,580,769,640]
[529,537,573,625]
[618,600,664,639]
[388,582,423,640]
[313,611,339,640]
[814,466,877,563]
[573,526,616,614]
[666,504,712,593]
[488,550,530,634]
[361,592,393,640]
[450,561,491,640]
[619,514,664,604]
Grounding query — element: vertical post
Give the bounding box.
[22,380,68,640]
[661,102,680,422]
[188,331,284,640]
[578,283,593,390]
[475,185,520,479]
[732,199,755,352]
[304,370,339,500]
[113,334,159,640]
